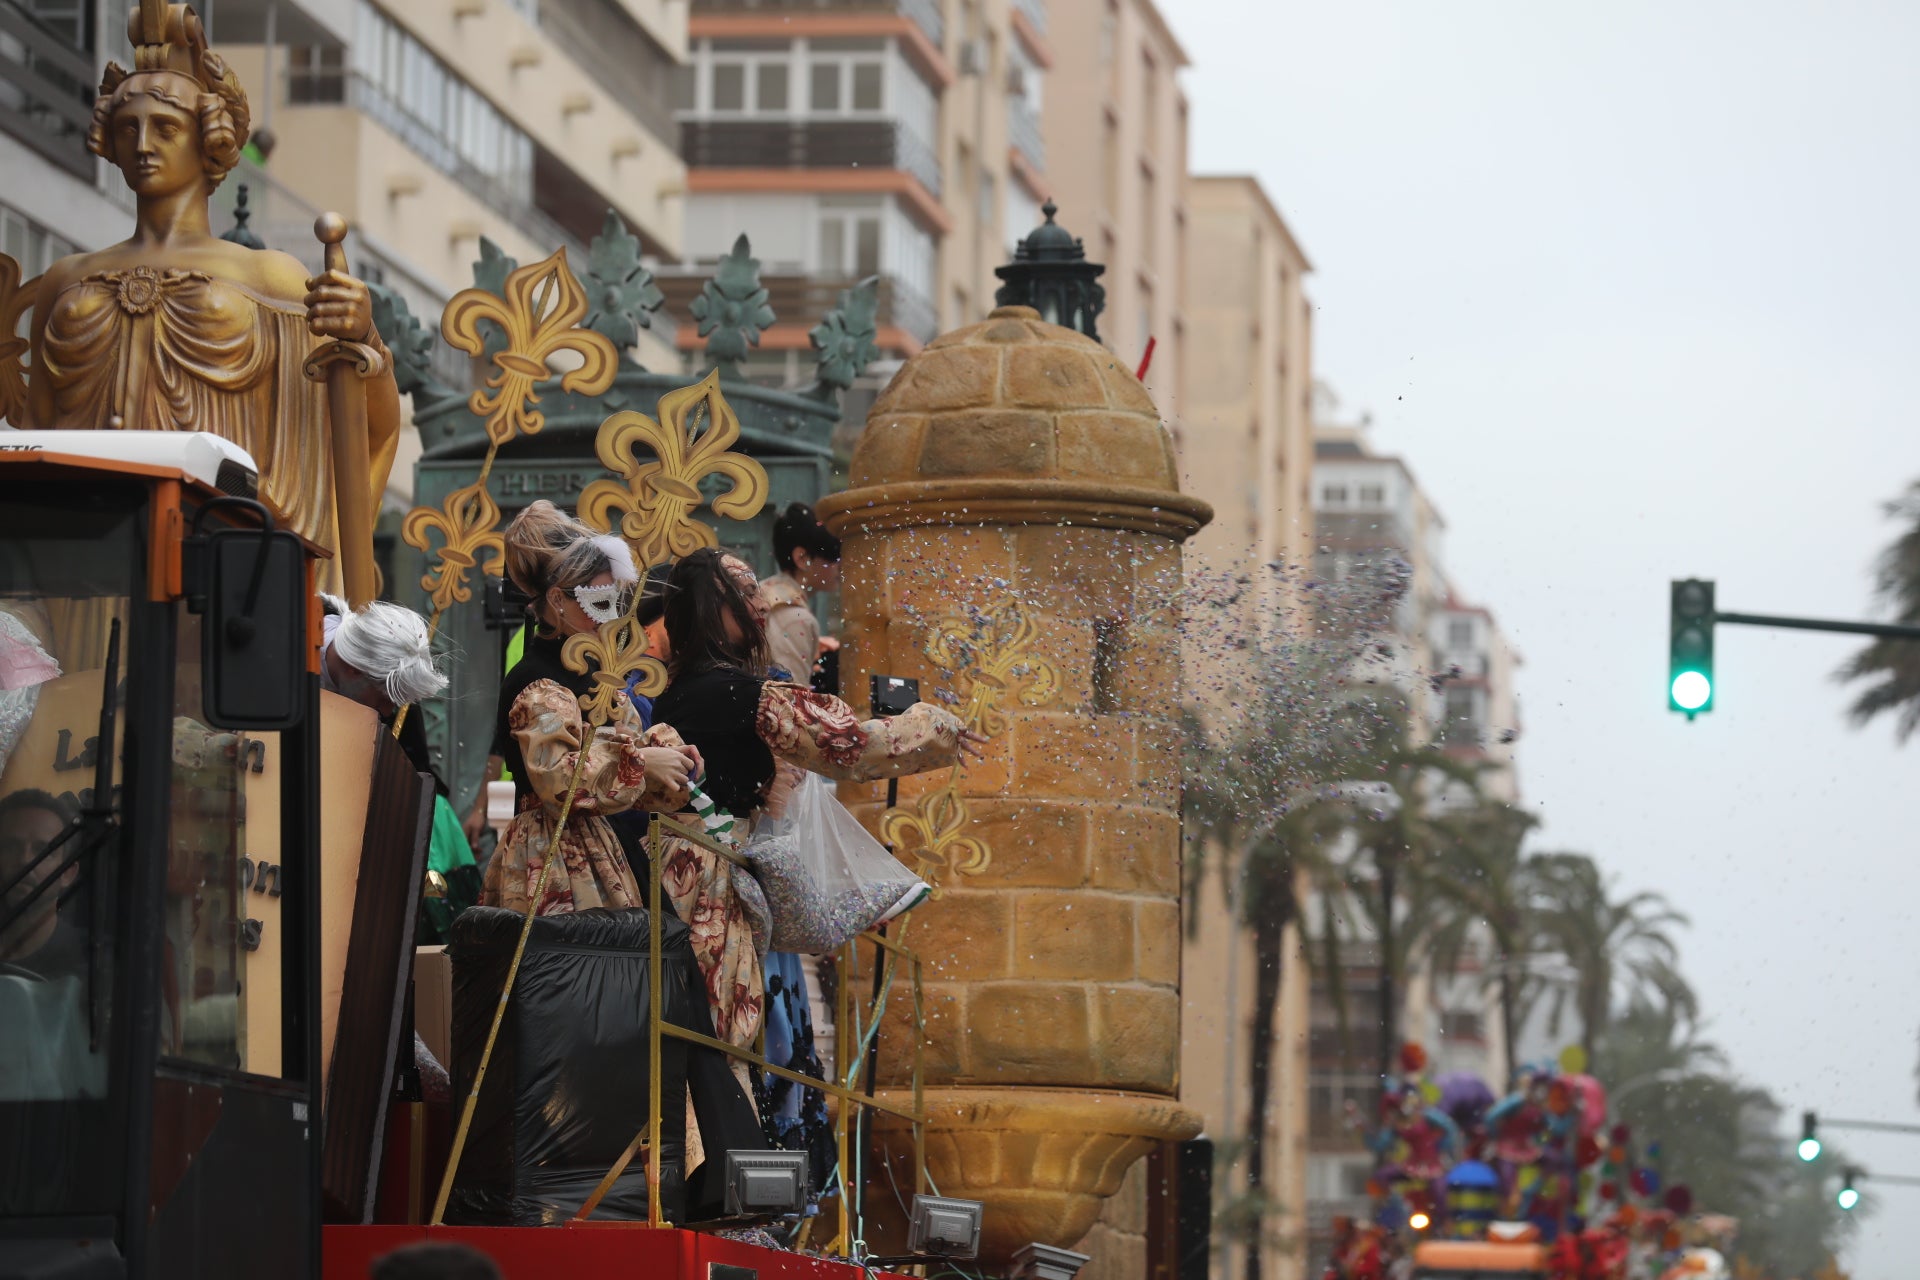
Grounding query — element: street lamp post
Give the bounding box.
[994,201,1107,340]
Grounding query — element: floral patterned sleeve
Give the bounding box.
[511,678,653,815]
[754,682,966,781]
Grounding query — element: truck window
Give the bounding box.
[0,489,136,1216]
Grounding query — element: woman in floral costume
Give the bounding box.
[480,502,699,915]
[651,548,986,1059]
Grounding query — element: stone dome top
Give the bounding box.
[848,305,1179,492]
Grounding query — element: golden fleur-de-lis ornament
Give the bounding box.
[578,370,768,568]
[0,253,36,425]
[441,247,618,448]
[881,780,990,882]
[401,479,506,614]
[923,600,1060,736]
[562,613,667,724]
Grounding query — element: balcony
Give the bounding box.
[1008,98,1045,170]
[680,118,942,198]
[655,268,938,345]
[0,0,94,179]
[535,0,684,147]
[346,73,586,263]
[692,0,944,48]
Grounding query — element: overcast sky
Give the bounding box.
[1175,2,1920,1274]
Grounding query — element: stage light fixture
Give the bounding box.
[908,1194,984,1259]
[722,1150,809,1217]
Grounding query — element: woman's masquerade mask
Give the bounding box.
[571,583,632,624]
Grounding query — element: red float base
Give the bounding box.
[324,1224,897,1280]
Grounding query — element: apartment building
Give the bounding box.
[1039,0,1187,418]
[1,1,141,299]
[668,0,1051,385]
[222,0,686,372]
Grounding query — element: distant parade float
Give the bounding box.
[1323,1044,1730,1280]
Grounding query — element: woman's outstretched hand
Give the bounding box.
[958,728,990,761]
[638,745,693,805]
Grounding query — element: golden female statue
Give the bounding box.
[7,1,399,598]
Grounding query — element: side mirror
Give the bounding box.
[189,500,308,730]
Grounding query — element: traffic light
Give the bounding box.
[1837,1168,1859,1211]
[1799,1111,1821,1162]
[1669,579,1716,717]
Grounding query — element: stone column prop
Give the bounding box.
[817,306,1213,1265]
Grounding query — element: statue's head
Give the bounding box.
[86,2,249,197]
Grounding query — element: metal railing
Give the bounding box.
[656,268,938,345]
[0,0,94,179]
[635,814,926,1247]
[679,118,943,198]
[694,0,943,48]
[347,72,588,267]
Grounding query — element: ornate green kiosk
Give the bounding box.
[376,214,882,811]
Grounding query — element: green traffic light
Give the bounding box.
[1798,1137,1821,1162]
[1838,1185,1859,1211]
[1671,670,1712,712]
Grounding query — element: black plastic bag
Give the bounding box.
[447,905,765,1225]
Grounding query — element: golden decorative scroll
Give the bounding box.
[577,370,770,569]
[562,614,668,721]
[879,780,990,881]
[0,253,33,425]
[400,480,506,615]
[400,248,618,687]
[439,247,618,449]
[922,599,1061,737]
[880,599,1060,884]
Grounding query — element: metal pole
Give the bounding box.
[648,816,663,1226]
[1714,611,1920,641]
[1818,1118,1920,1136]
[1859,1172,1920,1187]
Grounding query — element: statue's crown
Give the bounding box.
[128,1,214,82]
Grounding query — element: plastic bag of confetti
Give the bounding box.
[744,772,929,954]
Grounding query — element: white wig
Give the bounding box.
[332,600,449,706]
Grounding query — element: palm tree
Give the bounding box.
[1320,711,1483,1086]
[1837,481,1920,737]
[1183,679,1370,1280]
[1422,802,1545,1080]
[1529,853,1696,1061]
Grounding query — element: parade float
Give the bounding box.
[1319,1045,1733,1280]
[0,6,1210,1278]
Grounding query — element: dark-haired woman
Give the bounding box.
[651,547,986,1056]
[759,502,840,685]
[480,504,700,916]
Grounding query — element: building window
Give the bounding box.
[757,61,791,113]
[818,202,882,278]
[1358,483,1384,506]
[1140,163,1156,265]
[1443,686,1479,746]
[288,46,346,102]
[324,3,535,207]
[1447,618,1475,650]
[1441,1011,1485,1042]
[1,204,79,284]
[1320,484,1348,507]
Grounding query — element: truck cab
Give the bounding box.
[0,432,322,1279]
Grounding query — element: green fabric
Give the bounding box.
[499,624,527,784]
[428,795,475,874]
